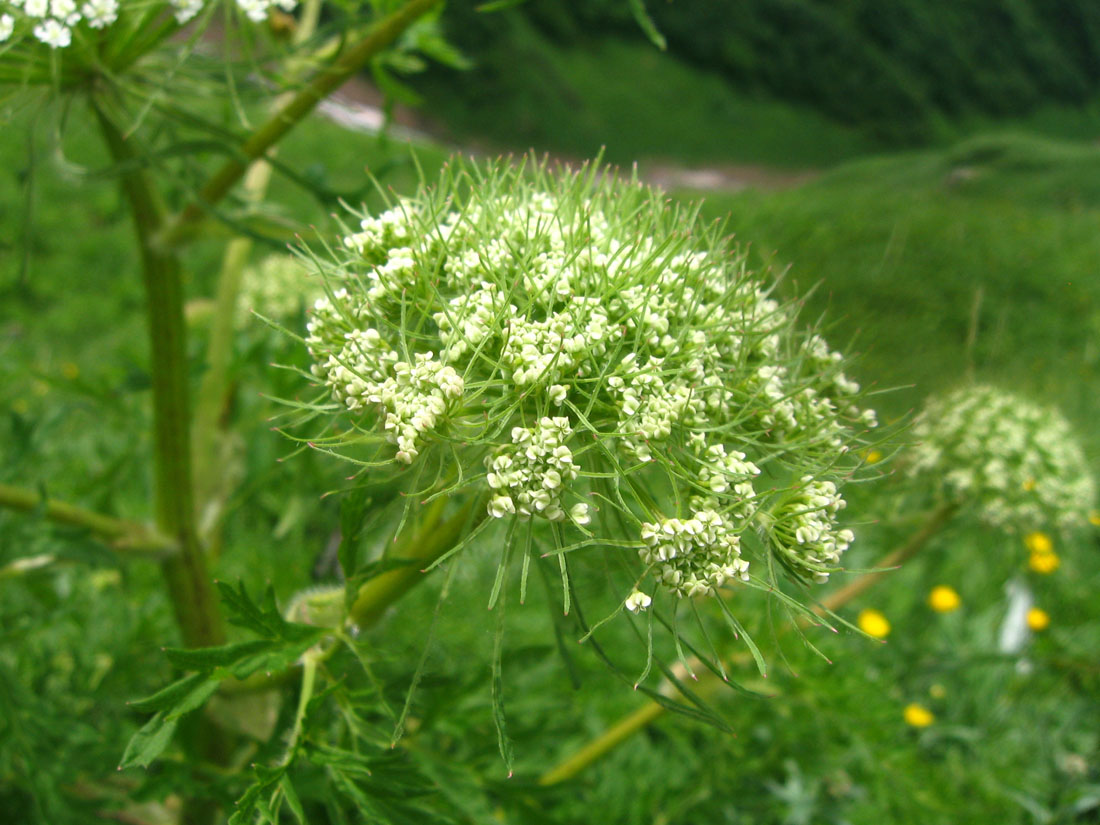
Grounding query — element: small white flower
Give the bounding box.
[624,590,652,613]
[569,502,590,525]
[0,14,13,41]
[33,19,71,48]
[25,0,48,16]
[549,384,568,405]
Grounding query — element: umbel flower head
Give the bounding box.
[0,0,295,51]
[300,156,877,613]
[908,384,1096,531]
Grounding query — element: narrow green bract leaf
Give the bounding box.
[119,712,179,770]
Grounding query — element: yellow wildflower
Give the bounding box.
[1027,607,1050,632]
[858,608,891,639]
[1029,551,1060,574]
[904,703,934,727]
[864,449,883,465]
[1089,511,1100,527]
[1024,531,1053,555]
[928,585,961,613]
[1022,478,1036,492]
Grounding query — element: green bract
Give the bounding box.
[300,157,877,612]
[908,384,1096,531]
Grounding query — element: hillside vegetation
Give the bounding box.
[415,0,1100,162]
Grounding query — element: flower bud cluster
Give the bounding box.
[237,254,315,328]
[301,157,873,612]
[308,317,462,464]
[909,385,1096,530]
[770,477,853,582]
[0,0,297,49]
[485,418,589,524]
[638,505,750,598]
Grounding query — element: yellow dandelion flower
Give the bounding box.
[1022,478,1036,492]
[928,585,961,613]
[865,449,883,465]
[1089,511,1100,527]
[904,703,934,727]
[1024,531,1053,555]
[1029,551,1060,574]
[928,684,946,699]
[858,608,891,639]
[1027,607,1050,632]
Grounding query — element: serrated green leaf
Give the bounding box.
[164,639,276,671]
[119,712,178,770]
[217,580,319,642]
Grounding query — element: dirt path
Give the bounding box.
[320,78,817,194]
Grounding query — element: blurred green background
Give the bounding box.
[3,1,1100,822]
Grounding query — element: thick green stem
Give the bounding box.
[93,102,225,650]
[349,497,484,628]
[537,502,959,786]
[157,0,442,250]
[0,481,176,556]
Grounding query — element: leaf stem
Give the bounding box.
[0,481,176,557]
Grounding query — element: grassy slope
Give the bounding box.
[418,31,1100,171]
[418,36,880,169]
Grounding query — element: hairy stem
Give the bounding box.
[0,481,176,556]
[93,101,225,651]
[157,0,442,250]
[538,502,959,786]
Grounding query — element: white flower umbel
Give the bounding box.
[908,384,1096,531]
[0,0,298,47]
[486,417,582,524]
[300,157,875,610]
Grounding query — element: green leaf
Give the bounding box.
[280,775,307,825]
[164,639,277,671]
[628,0,667,50]
[119,712,178,770]
[217,580,318,642]
[128,671,209,713]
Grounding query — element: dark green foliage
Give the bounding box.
[423,0,1100,144]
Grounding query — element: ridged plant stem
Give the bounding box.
[93,102,225,651]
